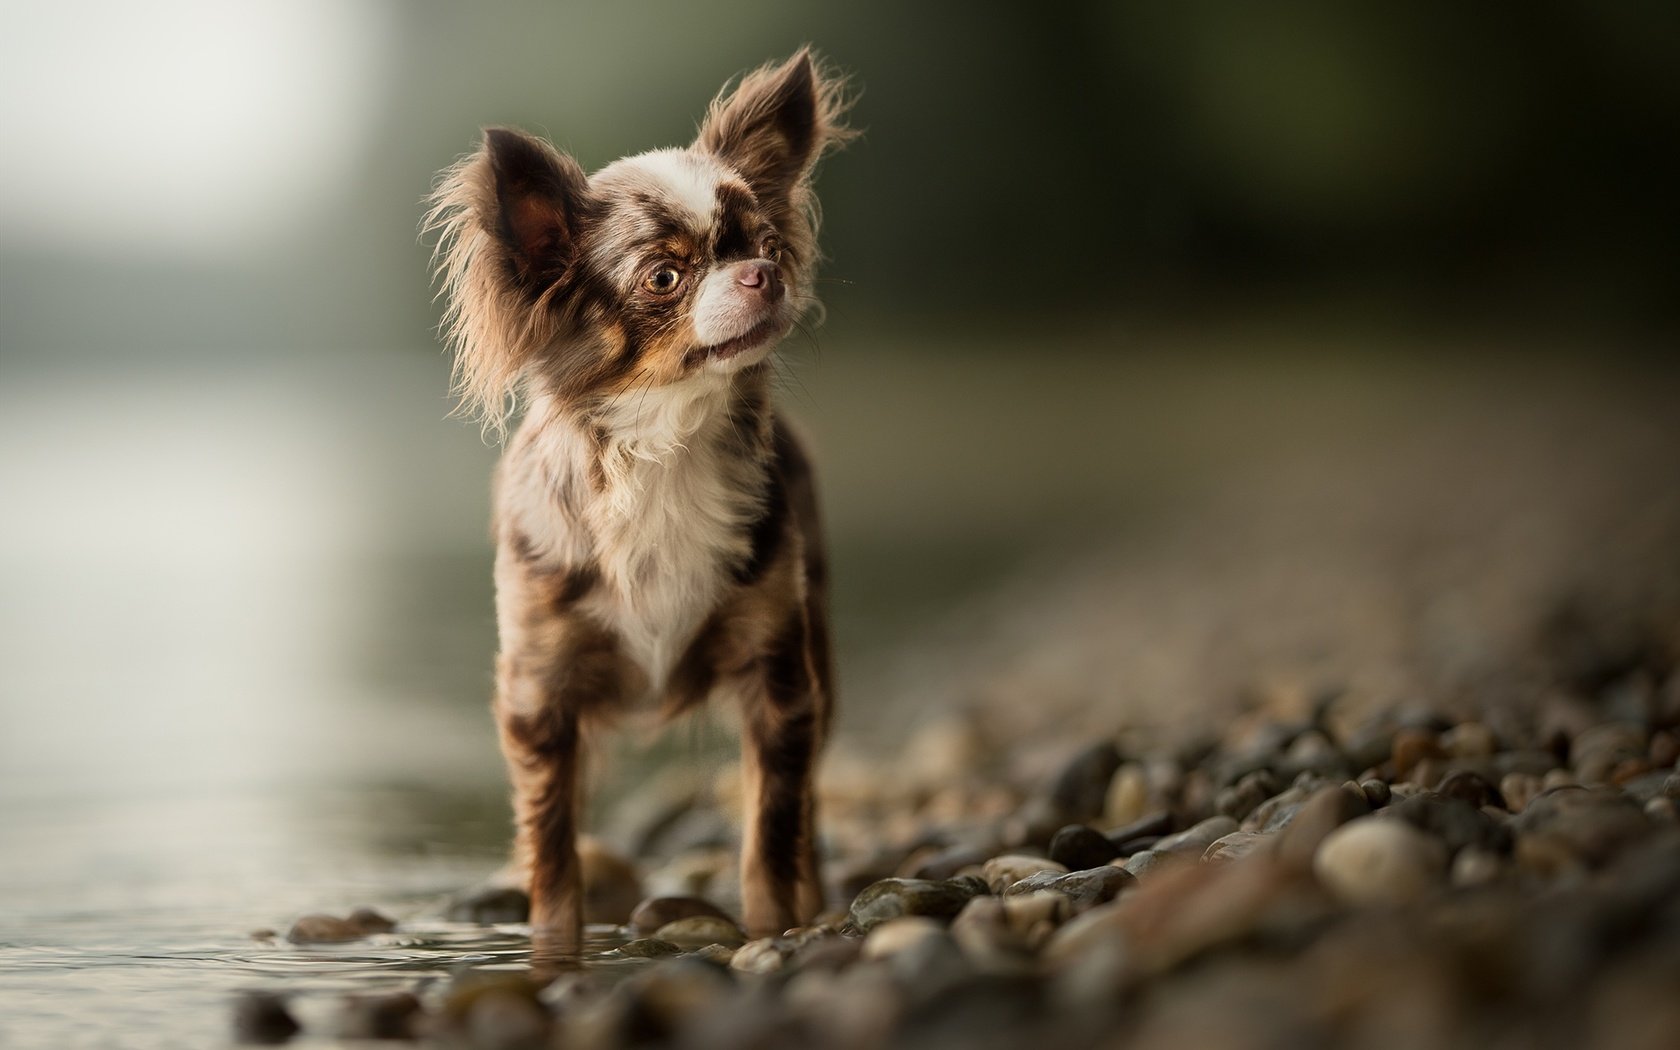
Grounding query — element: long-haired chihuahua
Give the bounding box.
[425,49,853,950]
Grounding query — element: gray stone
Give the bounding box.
[848,877,985,932]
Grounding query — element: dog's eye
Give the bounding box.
[759,236,784,263]
[644,264,683,295]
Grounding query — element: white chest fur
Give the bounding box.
[502,382,757,699]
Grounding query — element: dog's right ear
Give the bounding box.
[425,129,593,436]
[483,128,591,288]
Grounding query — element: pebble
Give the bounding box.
[334,991,422,1041]
[1499,772,1543,814]
[1102,762,1150,826]
[1122,848,1192,883]
[1282,730,1350,779]
[847,877,984,932]
[950,892,1061,958]
[1154,815,1239,855]
[1360,778,1391,808]
[580,837,644,926]
[614,937,683,959]
[1049,740,1124,823]
[1313,817,1448,905]
[628,896,735,936]
[1216,769,1280,822]
[980,854,1066,892]
[1450,847,1505,888]
[1389,792,1511,855]
[1048,824,1119,870]
[1514,786,1651,870]
[1273,783,1370,868]
[1104,810,1173,849]
[232,991,300,1045]
[653,915,746,948]
[1003,865,1133,913]
[285,908,396,944]
[446,885,529,925]
[729,937,793,974]
[1433,769,1506,810]
[1203,830,1270,864]
[1391,728,1444,779]
[860,916,947,961]
[1441,721,1497,758]
[440,976,551,1050]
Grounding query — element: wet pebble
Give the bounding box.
[232,991,300,1045]
[446,885,530,925]
[285,908,396,944]
[615,937,684,959]
[628,895,735,936]
[848,877,984,932]
[654,915,746,948]
[335,991,423,1041]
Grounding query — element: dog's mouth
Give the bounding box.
[690,317,784,367]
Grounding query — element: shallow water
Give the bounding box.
[0,354,1036,1047]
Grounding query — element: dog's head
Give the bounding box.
[428,49,853,432]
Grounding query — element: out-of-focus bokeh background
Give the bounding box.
[1,3,1677,1046]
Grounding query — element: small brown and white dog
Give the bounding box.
[424,50,852,949]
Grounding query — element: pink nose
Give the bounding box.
[736,259,784,303]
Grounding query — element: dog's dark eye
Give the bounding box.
[759,236,784,263]
[644,264,683,295]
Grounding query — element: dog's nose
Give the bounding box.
[736,260,783,303]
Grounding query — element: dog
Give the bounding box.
[424,49,852,950]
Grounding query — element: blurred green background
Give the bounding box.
[2,0,1677,826]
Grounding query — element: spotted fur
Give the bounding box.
[426,49,853,947]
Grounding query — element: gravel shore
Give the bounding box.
[242,353,1680,1049]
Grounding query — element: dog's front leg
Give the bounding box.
[496,692,582,945]
[492,557,619,954]
[737,611,829,937]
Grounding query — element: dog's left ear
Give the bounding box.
[697,48,854,204]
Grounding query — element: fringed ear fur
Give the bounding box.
[424,129,591,436]
[696,48,857,205]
